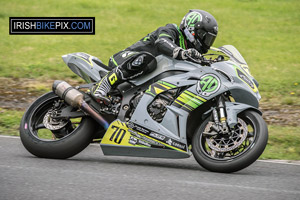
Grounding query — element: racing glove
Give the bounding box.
[173,47,202,60]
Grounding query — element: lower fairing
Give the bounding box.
[100,120,190,159]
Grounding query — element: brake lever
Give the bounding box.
[200,57,211,66]
[186,54,211,66]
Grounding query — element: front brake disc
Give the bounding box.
[205,118,248,152]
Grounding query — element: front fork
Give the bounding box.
[204,94,262,137]
[208,95,230,135]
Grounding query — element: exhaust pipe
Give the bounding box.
[52,80,109,129]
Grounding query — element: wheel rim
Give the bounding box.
[200,115,257,161]
[27,96,82,141]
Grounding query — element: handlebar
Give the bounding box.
[185,54,211,66]
[185,54,225,66]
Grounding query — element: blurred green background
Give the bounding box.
[0,0,299,159]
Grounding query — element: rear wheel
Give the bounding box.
[20,92,98,159]
[192,110,268,173]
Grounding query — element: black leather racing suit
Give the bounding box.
[107,24,189,80]
[92,24,192,98]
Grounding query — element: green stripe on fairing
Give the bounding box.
[189,98,203,106]
[174,90,207,111]
[184,90,195,96]
[146,91,156,97]
[174,100,184,106]
[175,100,193,111]
[177,94,200,109]
[157,83,171,89]
[183,91,195,97]
[158,80,176,88]
[184,90,207,102]
[145,85,154,96]
[186,100,199,109]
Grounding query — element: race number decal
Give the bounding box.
[109,126,126,144]
[108,73,118,85]
[101,121,131,146]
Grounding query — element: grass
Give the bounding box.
[0,108,23,136]
[0,0,299,104]
[261,126,300,160]
[0,0,299,160]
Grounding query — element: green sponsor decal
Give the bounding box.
[185,12,202,27]
[197,74,220,96]
[200,76,218,92]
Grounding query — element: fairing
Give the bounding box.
[62,46,261,158]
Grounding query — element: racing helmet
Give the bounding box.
[180,9,218,53]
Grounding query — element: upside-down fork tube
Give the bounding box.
[52,80,109,129]
[217,96,229,132]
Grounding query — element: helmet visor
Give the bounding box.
[196,29,217,48]
[202,32,217,47]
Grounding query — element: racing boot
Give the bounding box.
[91,54,152,104]
[91,68,123,105]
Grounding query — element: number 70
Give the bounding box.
[109,125,126,144]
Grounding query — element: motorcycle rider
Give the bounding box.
[92,9,218,103]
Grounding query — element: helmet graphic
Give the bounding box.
[180,9,218,53]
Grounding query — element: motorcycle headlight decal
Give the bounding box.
[235,67,258,92]
[196,74,221,96]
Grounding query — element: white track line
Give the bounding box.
[258,160,300,166]
[0,135,20,139]
[1,135,299,166]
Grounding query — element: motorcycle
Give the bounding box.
[20,45,268,173]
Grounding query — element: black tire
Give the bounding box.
[192,110,268,173]
[20,92,98,159]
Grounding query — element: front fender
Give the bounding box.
[225,102,262,128]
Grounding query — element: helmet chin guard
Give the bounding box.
[183,28,206,54]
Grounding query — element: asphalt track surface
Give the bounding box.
[1,136,299,200]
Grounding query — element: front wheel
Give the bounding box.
[192,110,268,173]
[20,92,98,159]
